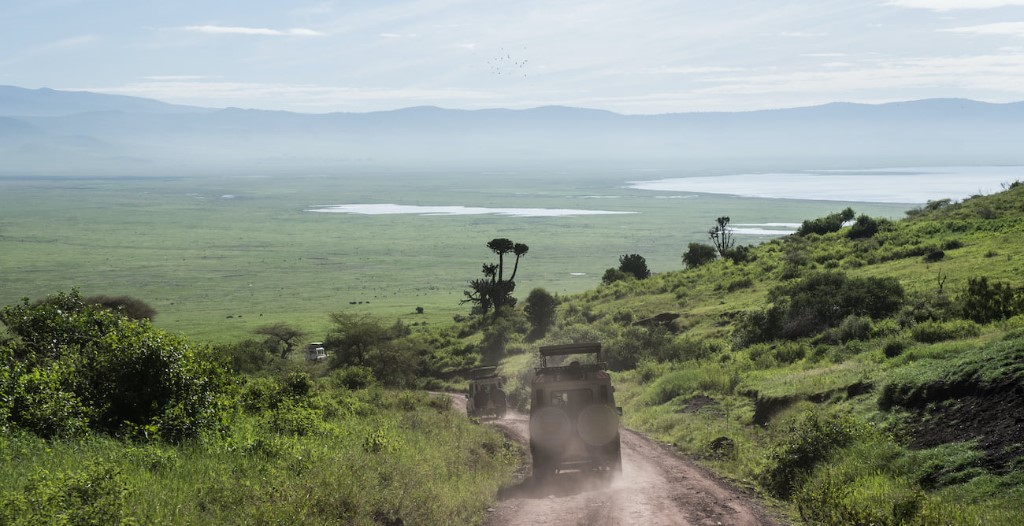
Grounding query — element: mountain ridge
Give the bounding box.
[2,85,1023,175]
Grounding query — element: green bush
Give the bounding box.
[911,320,981,343]
[239,376,286,413]
[797,208,855,237]
[774,271,905,339]
[0,461,131,525]
[329,366,378,390]
[216,338,274,374]
[0,291,230,441]
[959,277,1024,323]
[846,214,882,239]
[757,410,866,499]
[683,242,718,268]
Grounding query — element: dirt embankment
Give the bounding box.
[447,394,783,526]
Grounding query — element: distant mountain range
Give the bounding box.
[2,85,1023,175]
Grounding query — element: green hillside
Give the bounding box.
[3,181,1023,525]
[479,182,1024,524]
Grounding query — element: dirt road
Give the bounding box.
[449,395,782,526]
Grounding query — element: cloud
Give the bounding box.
[143,75,212,81]
[42,35,100,49]
[689,51,1024,97]
[887,0,1024,9]
[779,31,828,37]
[181,25,325,36]
[644,66,744,75]
[941,21,1024,36]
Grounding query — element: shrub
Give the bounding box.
[797,208,855,237]
[216,338,274,374]
[524,288,557,340]
[330,366,378,390]
[618,254,651,280]
[757,410,865,498]
[883,338,908,358]
[239,376,285,413]
[959,277,1024,323]
[772,271,904,339]
[911,319,982,343]
[601,267,628,285]
[0,461,131,525]
[683,242,717,268]
[846,214,881,239]
[722,245,753,264]
[0,291,230,441]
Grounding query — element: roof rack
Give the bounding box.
[468,365,499,379]
[538,342,601,368]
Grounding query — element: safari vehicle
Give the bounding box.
[529,343,622,478]
[466,366,507,419]
[305,342,327,362]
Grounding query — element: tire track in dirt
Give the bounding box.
[445,394,783,526]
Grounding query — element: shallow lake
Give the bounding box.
[627,166,1024,203]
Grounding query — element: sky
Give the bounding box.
[3,0,1024,114]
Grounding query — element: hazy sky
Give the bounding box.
[4,0,1024,113]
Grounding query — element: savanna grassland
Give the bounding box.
[4,169,1023,526]
[0,171,909,342]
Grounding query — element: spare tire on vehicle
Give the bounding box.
[529,406,572,450]
[576,404,620,447]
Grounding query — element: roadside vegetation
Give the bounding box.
[447,182,1024,524]
[0,292,518,525]
[4,180,1024,524]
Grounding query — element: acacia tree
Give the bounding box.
[463,238,529,316]
[708,216,735,257]
[253,322,306,358]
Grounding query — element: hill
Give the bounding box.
[472,181,1024,524]
[1,85,1023,174]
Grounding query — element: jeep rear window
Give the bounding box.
[551,389,593,407]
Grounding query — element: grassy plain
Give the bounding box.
[0,170,909,342]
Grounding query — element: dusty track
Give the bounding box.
[446,394,782,526]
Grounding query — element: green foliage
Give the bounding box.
[880,337,1024,410]
[0,461,130,526]
[735,271,905,346]
[215,338,275,375]
[523,288,557,340]
[645,362,741,404]
[708,216,735,257]
[817,315,873,344]
[618,253,651,280]
[479,309,528,360]
[0,290,230,442]
[846,214,883,239]
[683,242,718,268]
[463,238,529,315]
[959,277,1024,323]
[252,322,306,359]
[757,410,867,498]
[601,267,628,285]
[83,294,157,321]
[797,207,855,237]
[911,319,981,343]
[329,366,378,390]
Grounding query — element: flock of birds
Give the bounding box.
[487,47,529,77]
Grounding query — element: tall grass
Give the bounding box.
[0,388,519,525]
